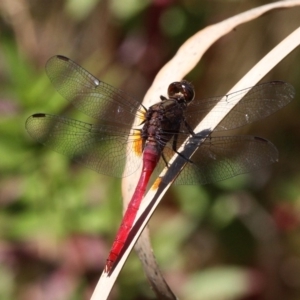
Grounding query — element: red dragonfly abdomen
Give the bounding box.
[105,143,160,272]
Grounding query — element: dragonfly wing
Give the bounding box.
[185,81,295,132]
[173,135,278,185]
[26,114,142,177]
[46,56,146,126]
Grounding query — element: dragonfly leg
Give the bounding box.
[171,132,195,164]
[161,152,170,167]
[183,118,196,136]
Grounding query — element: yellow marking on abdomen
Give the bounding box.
[132,130,143,156]
[151,177,162,190]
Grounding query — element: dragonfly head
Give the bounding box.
[167,80,195,105]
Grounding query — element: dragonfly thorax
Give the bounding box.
[141,97,186,151]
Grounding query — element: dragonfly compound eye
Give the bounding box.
[167,80,195,103]
[181,80,195,103]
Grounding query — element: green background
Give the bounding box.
[1,1,300,299]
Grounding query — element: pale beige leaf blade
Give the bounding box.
[91,2,300,299]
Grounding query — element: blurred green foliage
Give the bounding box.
[1,0,300,299]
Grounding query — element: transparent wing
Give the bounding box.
[45,55,146,126]
[30,57,292,184]
[26,113,142,177]
[183,81,294,132]
[171,135,278,185]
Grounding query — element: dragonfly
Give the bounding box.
[26,55,295,273]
